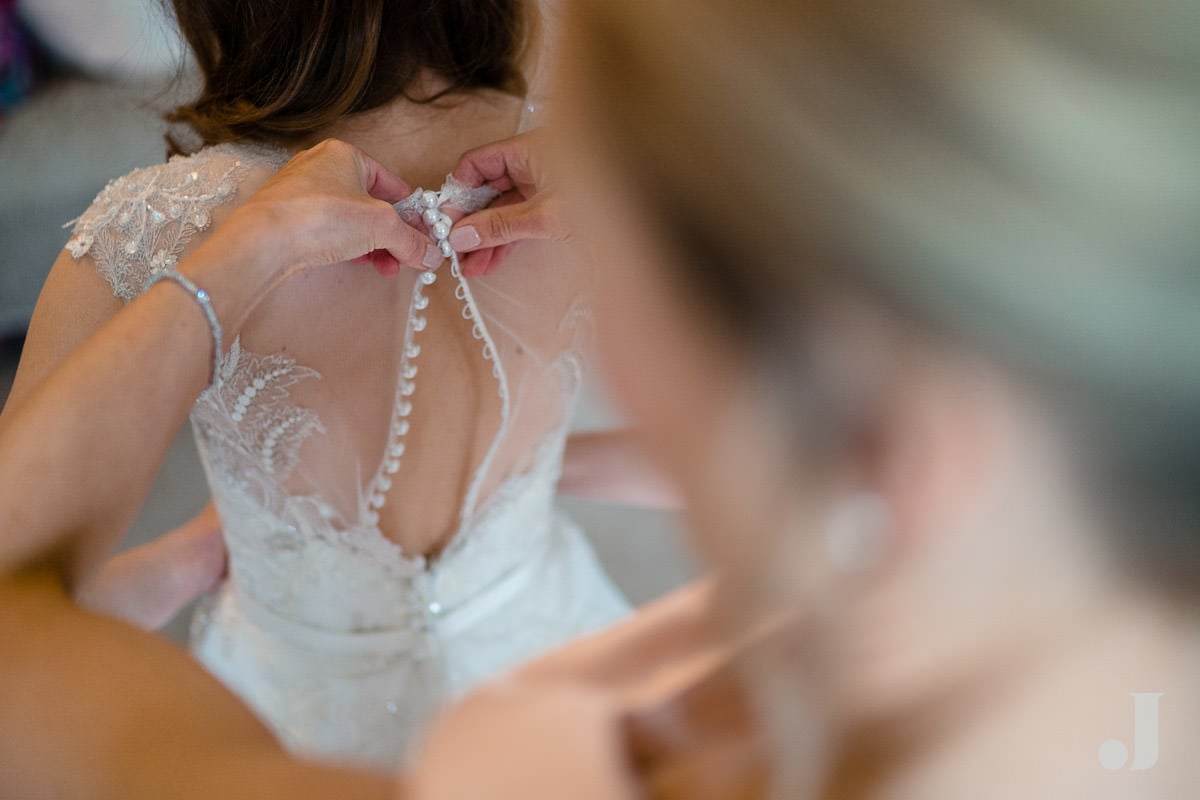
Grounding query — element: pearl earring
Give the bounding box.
[823,492,890,573]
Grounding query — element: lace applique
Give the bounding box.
[65,143,289,301]
[66,142,325,503]
[193,338,324,487]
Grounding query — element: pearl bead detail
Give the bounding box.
[412,187,459,258]
[371,178,505,522]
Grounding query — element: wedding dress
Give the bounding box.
[64,138,630,767]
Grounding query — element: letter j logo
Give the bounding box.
[1098,692,1163,771]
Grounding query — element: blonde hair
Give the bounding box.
[574,0,1200,585]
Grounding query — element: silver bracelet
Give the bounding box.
[143,269,223,387]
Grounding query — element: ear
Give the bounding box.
[867,354,1010,558]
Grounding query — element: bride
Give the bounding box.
[6,0,631,767]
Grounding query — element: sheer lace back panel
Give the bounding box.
[67,141,595,636]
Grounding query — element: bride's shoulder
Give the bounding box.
[65,142,290,302]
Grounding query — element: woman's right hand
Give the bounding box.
[178,138,445,335]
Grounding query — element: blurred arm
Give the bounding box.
[559,430,683,510]
[0,572,396,800]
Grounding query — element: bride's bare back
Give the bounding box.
[227,92,592,559]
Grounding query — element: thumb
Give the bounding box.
[373,204,445,271]
[449,194,566,252]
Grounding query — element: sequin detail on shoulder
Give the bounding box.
[65,143,289,301]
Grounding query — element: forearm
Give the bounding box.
[0,238,269,588]
[512,579,723,704]
[559,430,683,510]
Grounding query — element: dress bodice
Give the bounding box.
[205,417,570,635]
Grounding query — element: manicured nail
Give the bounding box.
[449,225,481,251]
[422,244,444,269]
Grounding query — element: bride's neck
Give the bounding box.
[303,70,523,189]
[823,592,1200,800]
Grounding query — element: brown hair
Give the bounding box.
[165,0,528,154]
[574,0,1200,586]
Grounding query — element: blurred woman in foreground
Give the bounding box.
[434,0,1199,797]
[579,0,1199,795]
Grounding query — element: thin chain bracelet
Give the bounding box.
[143,269,224,387]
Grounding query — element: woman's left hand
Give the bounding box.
[411,680,637,800]
[76,503,225,630]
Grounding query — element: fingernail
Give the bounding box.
[449,225,481,251]
[422,244,443,270]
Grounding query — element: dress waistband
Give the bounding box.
[231,584,432,654]
[230,527,555,651]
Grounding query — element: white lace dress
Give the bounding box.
[65,141,630,768]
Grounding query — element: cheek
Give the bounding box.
[549,91,781,568]
[592,232,711,477]
[591,242,785,569]
[552,134,716,484]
